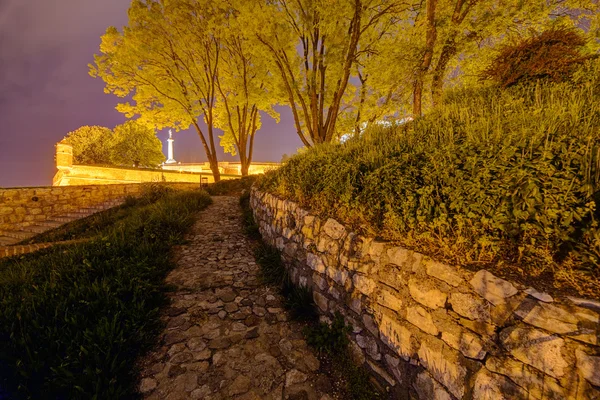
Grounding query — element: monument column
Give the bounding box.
[165,130,176,164]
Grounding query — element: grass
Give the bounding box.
[258,60,600,297]
[239,192,382,399]
[206,175,258,196]
[0,188,212,399]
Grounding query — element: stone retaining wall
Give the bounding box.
[0,183,200,231]
[251,188,600,399]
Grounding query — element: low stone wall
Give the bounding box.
[251,189,600,399]
[0,183,200,231]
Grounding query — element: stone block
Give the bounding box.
[356,334,381,361]
[435,319,486,360]
[306,252,326,274]
[387,246,410,267]
[379,314,414,359]
[368,239,388,262]
[367,360,396,387]
[313,273,328,291]
[348,340,366,365]
[316,234,340,254]
[449,292,491,322]
[500,326,568,379]
[323,218,346,240]
[0,207,14,215]
[377,289,404,312]
[362,314,379,336]
[407,306,438,336]
[576,349,600,387]
[472,368,529,400]
[524,287,553,303]
[325,266,348,286]
[353,274,376,296]
[567,296,600,313]
[486,356,565,400]
[417,337,467,399]
[313,291,329,312]
[425,259,463,287]
[470,270,518,306]
[408,278,447,309]
[413,371,452,400]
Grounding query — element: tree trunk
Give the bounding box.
[209,156,221,182]
[413,0,438,117]
[191,119,220,182]
[240,161,249,177]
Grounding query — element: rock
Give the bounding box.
[164,332,186,346]
[469,270,518,306]
[567,296,600,312]
[168,364,186,378]
[436,319,486,360]
[208,337,232,349]
[486,356,565,400]
[367,360,396,386]
[368,239,387,261]
[186,337,207,351]
[406,306,439,336]
[449,292,491,322]
[190,385,211,399]
[194,349,211,361]
[353,274,376,296]
[425,259,463,287]
[307,252,326,273]
[576,349,600,387]
[409,278,447,309]
[356,334,381,361]
[500,326,568,379]
[384,354,402,381]
[413,371,452,400]
[139,377,157,394]
[313,291,329,312]
[417,338,467,399]
[377,288,404,312]
[472,368,528,400]
[379,314,414,359]
[219,290,237,303]
[325,266,348,286]
[245,327,260,339]
[229,374,252,396]
[387,247,410,267]
[218,310,227,319]
[170,351,194,364]
[323,218,346,240]
[362,314,378,336]
[524,288,553,303]
[286,369,308,386]
[349,340,366,364]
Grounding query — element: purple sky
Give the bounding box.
[0,0,301,188]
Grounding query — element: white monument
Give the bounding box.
[165,129,177,164]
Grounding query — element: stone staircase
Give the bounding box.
[0,198,126,257]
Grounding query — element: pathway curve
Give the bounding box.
[138,196,336,400]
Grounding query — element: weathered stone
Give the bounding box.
[486,356,565,400]
[208,337,232,350]
[307,252,326,274]
[514,300,590,338]
[367,360,396,387]
[417,338,467,399]
[314,291,329,312]
[408,278,447,309]
[316,234,340,254]
[567,296,600,313]
[377,289,403,312]
[425,259,463,287]
[379,314,414,359]
[322,218,346,240]
[171,352,194,364]
[524,288,553,303]
[229,374,252,396]
[353,274,376,296]
[470,270,518,306]
[407,306,439,336]
[576,349,600,387]
[362,314,378,336]
[436,319,486,360]
[500,326,568,379]
[413,371,452,400]
[313,273,328,291]
[472,368,528,400]
[449,292,491,322]
[139,377,158,394]
[387,247,410,267]
[325,267,348,286]
[286,369,308,386]
[356,334,381,361]
[368,240,388,261]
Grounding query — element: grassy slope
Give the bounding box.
[258,61,600,296]
[0,189,212,399]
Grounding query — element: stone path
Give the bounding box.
[138,196,336,400]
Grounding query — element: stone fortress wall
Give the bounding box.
[53,140,277,186]
[250,188,600,399]
[0,183,199,232]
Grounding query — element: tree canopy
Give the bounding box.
[111,121,166,167]
[64,125,113,165]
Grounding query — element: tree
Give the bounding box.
[214,4,280,176]
[90,0,225,181]
[110,121,165,167]
[64,126,113,164]
[241,0,405,146]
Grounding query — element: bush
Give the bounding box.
[482,26,595,88]
[258,61,600,295]
[0,190,212,399]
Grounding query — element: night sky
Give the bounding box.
[0,0,301,188]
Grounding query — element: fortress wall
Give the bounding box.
[251,188,600,399]
[0,183,200,231]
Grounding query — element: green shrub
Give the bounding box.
[258,61,600,294]
[207,176,258,196]
[482,26,595,88]
[305,312,351,355]
[0,190,212,399]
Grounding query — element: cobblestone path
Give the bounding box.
[139,196,335,400]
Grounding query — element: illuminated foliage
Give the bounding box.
[64,125,113,165]
[111,121,165,168]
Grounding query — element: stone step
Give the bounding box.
[36,220,64,229]
[19,225,49,234]
[0,236,18,246]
